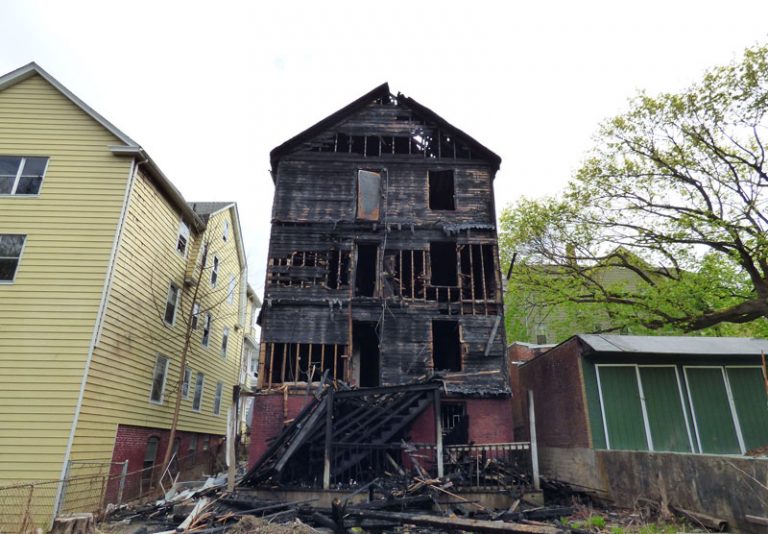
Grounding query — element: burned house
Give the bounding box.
[247,83,516,488]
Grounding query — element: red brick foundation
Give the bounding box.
[106,424,224,504]
[248,393,515,470]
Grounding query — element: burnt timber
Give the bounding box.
[258,83,508,397]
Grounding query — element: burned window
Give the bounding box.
[268,249,350,289]
[354,321,380,388]
[394,136,410,154]
[351,135,365,155]
[432,320,462,372]
[263,342,347,386]
[429,242,457,286]
[355,243,378,297]
[365,136,380,157]
[383,249,426,299]
[356,170,381,221]
[428,170,455,210]
[459,244,498,303]
[441,403,469,445]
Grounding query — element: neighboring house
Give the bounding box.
[0,63,251,527]
[238,285,260,434]
[512,334,768,530]
[247,83,511,486]
[507,252,658,345]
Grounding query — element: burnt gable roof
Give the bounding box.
[269,83,501,179]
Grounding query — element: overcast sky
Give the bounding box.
[1,1,767,294]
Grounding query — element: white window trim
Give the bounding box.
[223,220,229,242]
[0,156,50,197]
[682,365,747,455]
[221,327,229,359]
[211,255,220,287]
[176,220,190,258]
[227,274,236,305]
[192,372,205,412]
[0,234,27,284]
[164,282,181,326]
[202,313,212,348]
[213,382,224,416]
[191,302,200,330]
[149,355,170,405]
[182,367,192,399]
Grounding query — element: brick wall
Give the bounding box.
[518,337,590,448]
[106,424,224,503]
[409,398,514,444]
[248,393,314,469]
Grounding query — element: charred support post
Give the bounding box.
[323,389,334,489]
[434,388,444,478]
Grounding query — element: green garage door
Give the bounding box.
[726,367,768,451]
[598,366,648,450]
[639,367,692,452]
[685,367,741,454]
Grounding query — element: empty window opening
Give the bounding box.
[336,133,350,153]
[356,170,381,221]
[355,243,378,297]
[440,133,456,159]
[394,136,410,154]
[432,320,461,372]
[441,403,469,444]
[429,170,455,210]
[351,135,365,155]
[380,136,393,155]
[365,136,380,157]
[354,321,380,388]
[263,343,347,386]
[430,242,457,286]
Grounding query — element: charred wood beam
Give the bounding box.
[345,510,563,534]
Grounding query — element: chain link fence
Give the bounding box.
[0,448,219,532]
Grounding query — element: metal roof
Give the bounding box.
[578,334,768,356]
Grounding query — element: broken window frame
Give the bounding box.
[354,242,379,297]
[262,342,347,388]
[268,249,351,289]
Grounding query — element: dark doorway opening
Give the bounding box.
[432,320,461,371]
[355,243,378,297]
[428,170,455,210]
[430,242,457,286]
[441,403,469,445]
[354,321,380,387]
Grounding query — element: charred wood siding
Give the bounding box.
[260,92,508,396]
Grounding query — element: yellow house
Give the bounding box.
[0,63,254,527]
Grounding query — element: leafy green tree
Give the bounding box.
[501,44,768,341]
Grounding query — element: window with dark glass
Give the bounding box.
[0,156,48,196]
[0,234,26,281]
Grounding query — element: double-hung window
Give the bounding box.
[213,382,224,415]
[176,220,190,257]
[164,282,181,325]
[211,256,219,287]
[191,303,200,329]
[221,327,229,358]
[182,367,192,399]
[0,234,26,282]
[150,355,169,403]
[0,156,48,196]
[192,372,204,411]
[202,313,212,347]
[227,274,236,304]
